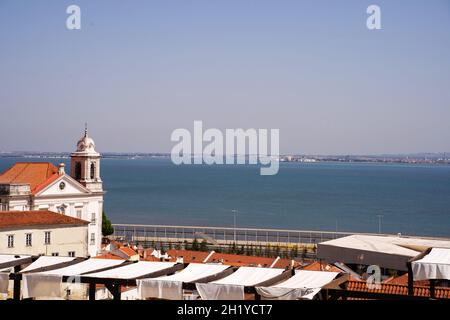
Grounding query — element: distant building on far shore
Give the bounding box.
[0,210,89,257]
[0,127,104,257]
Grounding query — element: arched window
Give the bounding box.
[90,162,96,180]
[57,205,66,215]
[75,162,82,180]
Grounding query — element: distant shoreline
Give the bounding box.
[1,152,449,165]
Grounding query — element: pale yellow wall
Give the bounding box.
[0,225,88,257]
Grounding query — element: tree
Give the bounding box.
[230,242,237,254]
[291,245,299,259]
[301,247,308,259]
[275,245,280,257]
[200,239,208,251]
[102,211,114,236]
[266,244,271,257]
[256,245,262,256]
[192,238,199,251]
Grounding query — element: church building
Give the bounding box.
[0,128,104,257]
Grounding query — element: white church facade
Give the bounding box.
[0,128,104,257]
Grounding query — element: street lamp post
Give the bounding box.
[377,214,384,234]
[232,209,238,243]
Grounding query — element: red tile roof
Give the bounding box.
[302,261,343,273]
[0,162,60,195]
[119,246,138,257]
[0,211,89,228]
[142,255,163,262]
[164,250,295,268]
[207,252,276,268]
[346,281,450,299]
[94,253,125,260]
[166,249,210,263]
[383,273,430,286]
[272,258,297,269]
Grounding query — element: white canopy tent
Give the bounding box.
[84,261,177,279]
[137,263,231,300]
[255,270,339,300]
[22,258,127,299]
[0,254,28,265]
[411,248,450,281]
[0,254,31,271]
[1,255,32,294]
[318,235,450,271]
[0,272,8,294]
[33,258,127,276]
[20,256,77,273]
[196,266,286,300]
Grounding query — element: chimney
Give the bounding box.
[58,163,65,175]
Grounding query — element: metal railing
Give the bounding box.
[111,223,450,246]
[111,224,359,246]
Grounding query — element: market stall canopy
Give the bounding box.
[317,235,450,271]
[411,248,450,281]
[21,258,128,298]
[32,258,127,276]
[255,270,340,300]
[84,261,177,279]
[137,263,231,300]
[196,266,287,300]
[20,256,78,273]
[0,254,32,271]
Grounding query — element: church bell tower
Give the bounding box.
[70,125,103,193]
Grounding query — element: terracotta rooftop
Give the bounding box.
[0,162,60,195]
[302,261,343,273]
[346,280,450,299]
[207,252,277,268]
[94,253,125,260]
[142,255,164,262]
[166,249,210,263]
[0,211,89,228]
[272,258,298,269]
[383,273,430,286]
[143,249,296,268]
[118,246,139,257]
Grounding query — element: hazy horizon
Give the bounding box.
[2,149,450,158]
[1,0,449,154]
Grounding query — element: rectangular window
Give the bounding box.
[44,231,51,245]
[90,213,96,224]
[76,209,82,219]
[51,252,59,257]
[68,251,75,257]
[26,233,32,247]
[90,233,95,245]
[7,235,14,248]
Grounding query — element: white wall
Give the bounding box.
[1,175,103,257]
[33,195,103,257]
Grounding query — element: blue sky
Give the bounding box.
[0,0,449,154]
